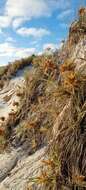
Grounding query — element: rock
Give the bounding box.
[0,152,18,183]
[0,8,86,190]
[0,147,46,190]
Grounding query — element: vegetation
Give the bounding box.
[24,53,86,189]
[0,66,6,77]
[0,55,35,88]
[0,7,86,190]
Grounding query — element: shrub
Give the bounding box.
[0,55,34,83]
[0,136,6,150]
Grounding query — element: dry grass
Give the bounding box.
[32,54,59,79]
[24,46,86,189]
[0,136,6,152]
[3,94,13,102]
[1,51,85,189]
[47,66,86,189]
[0,127,7,152]
[0,55,34,86]
[27,143,61,190]
[0,117,5,122]
[0,11,85,188]
[13,101,19,107]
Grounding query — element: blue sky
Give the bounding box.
[0,0,86,65]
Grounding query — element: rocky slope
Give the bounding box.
[0,69,25,123]
[0,8,86,190]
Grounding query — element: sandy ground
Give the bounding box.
[0,68,26,126]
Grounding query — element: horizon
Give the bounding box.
[0,0,86,66]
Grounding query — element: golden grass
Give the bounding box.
[0,16,85,189]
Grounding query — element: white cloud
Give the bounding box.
[6,37,15,43]
[0,29,2,34]
[17,27,51,38]
[0,42,15,57]
[37,51,43,56]
[0,0,70,31]
[5,0,70,18]
[57,9,74,20]
[15,48,36,58]
[43,42,63,52]
[43,43,58,51]
[2,0,70,29]
[5,0,50,18]
[0,42,36,61]
[0,16,11,28]
[12,17,29,29]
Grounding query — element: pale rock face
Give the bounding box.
[0,66,47,190]
[0,21,86,190]
[73,38,86,60]
[0,68,25,126]
[0,147,46,190]
[74,38,86,75]
[0,151,18,183]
